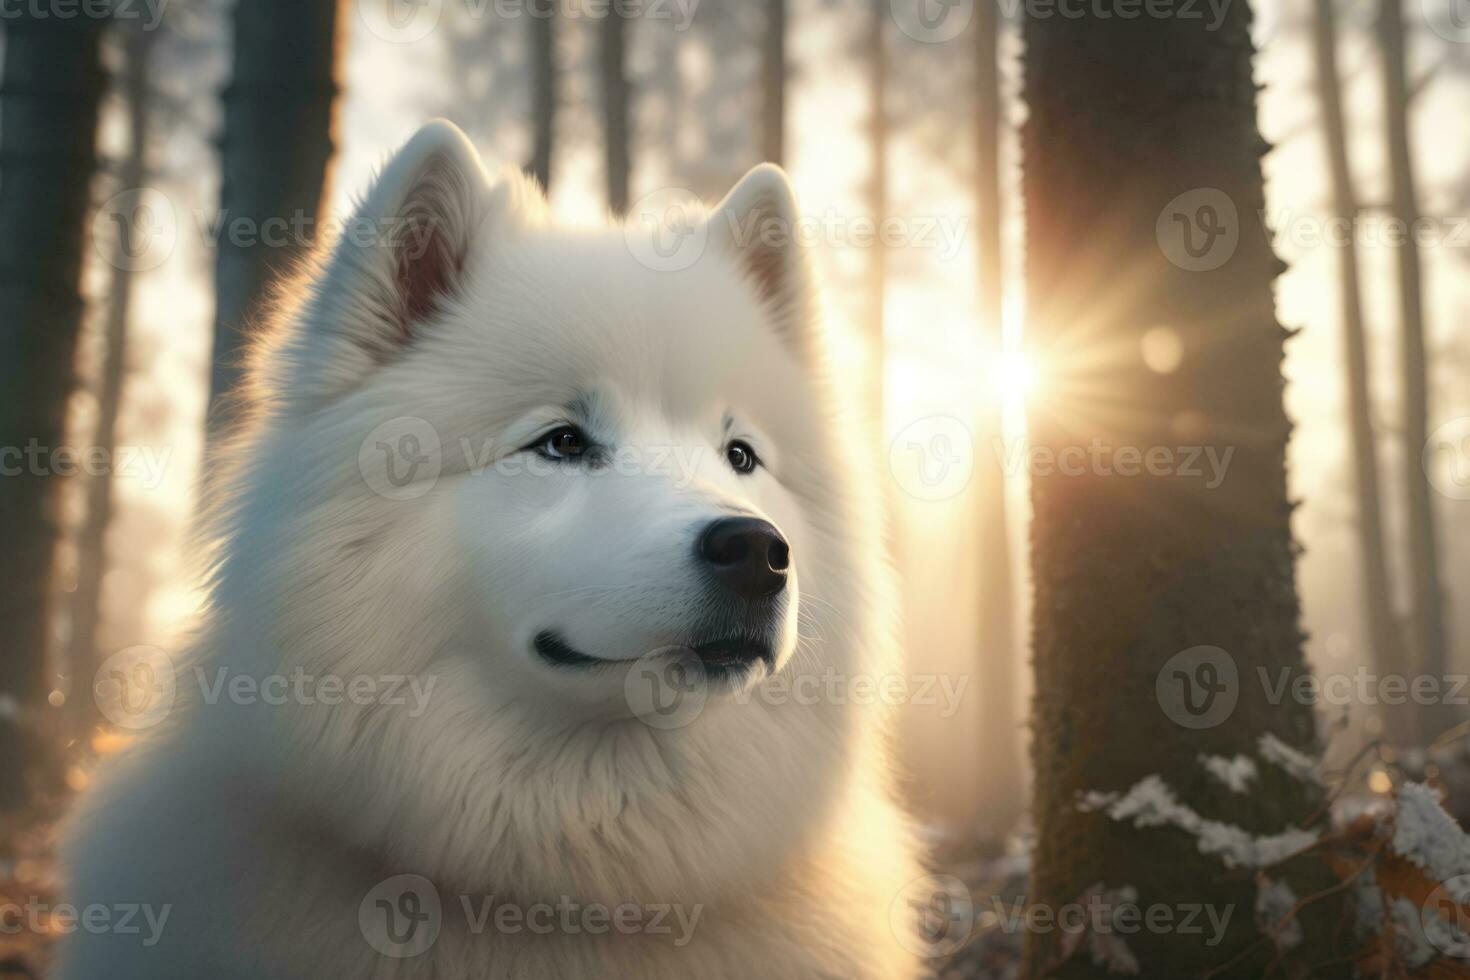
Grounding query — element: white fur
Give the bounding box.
[59,121,924,980]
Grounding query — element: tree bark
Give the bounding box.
[1378,0,1452,744]
[68,24,156,743]
[0,10,107,808]
[761,0,785,165]
[527,0,557,191]
[600,8,630,216]
[973,0,1022,840]
[207,0,341,441]
[1312,0,1407,745]
[1021,9,1336,976]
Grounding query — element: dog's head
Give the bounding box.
[218,121,892,900]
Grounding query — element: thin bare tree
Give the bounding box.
[68,22,158,742]
[867,0,887,420]
[207,0,342,440]
[973,0,1022,839]
[1312,0,1406,743]
[527,0,558,191]
[761,0,785,165]
[1379,0,1452,742]
[601,8,630,215]
[0,9,107,808]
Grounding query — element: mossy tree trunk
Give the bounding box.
[1020,7,1341,977]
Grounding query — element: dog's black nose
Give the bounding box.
[698,517,789,600]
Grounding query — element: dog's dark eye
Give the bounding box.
[536,426,588,460]
[726,440,759,474]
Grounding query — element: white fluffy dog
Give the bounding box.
[59,121,924,979]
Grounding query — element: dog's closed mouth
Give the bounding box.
[691,636,775,674]
[533,631,613,669]
[533,630,775,677]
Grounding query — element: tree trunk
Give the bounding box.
[527,0,557,191]
[761,0,785,165]
[973,0,1022,841]
[1021,9,1336,977]
[208,0,341,440]
[867,0,886,423]
[600,8,630,216]
[68,24,156,743]
[0,10,106,808]
[1312,0,1407,745]
[1378,0,1452,744]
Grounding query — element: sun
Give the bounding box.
[990,349,1037,402]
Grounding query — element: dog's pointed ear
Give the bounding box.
[329,119,489,356]
[708,164,816,347]
[275,120,542,408]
